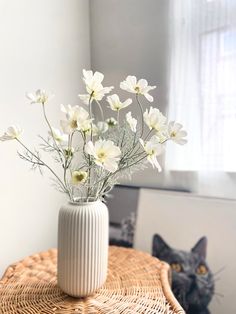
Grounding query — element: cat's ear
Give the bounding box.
[152,234,171,258]
[191,237,207,259]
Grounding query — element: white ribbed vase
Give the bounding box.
[57,200,109,297]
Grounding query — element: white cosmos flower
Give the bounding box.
[120,76,156,102]
[107,94,132,111]
[168,121,187,145]
[140,136,164,171]
[71,170,88,185]
[48,127,68,143]
[60,104,92,134]
[78,69,114,105]
[0,125,23,141]
[26,89,54,105]
[85,139,121,172]
[126,112,137,132]
[143,106,167,133]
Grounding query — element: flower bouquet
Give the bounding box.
[0,70,187,297]
[1,70,187,202]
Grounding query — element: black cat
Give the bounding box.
[152,234,214,314]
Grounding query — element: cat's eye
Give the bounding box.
[196,264,208,275]
[170,263,182,272]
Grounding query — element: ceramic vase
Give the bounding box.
[57,200,109,297]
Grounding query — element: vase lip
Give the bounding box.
[68,197,101,206]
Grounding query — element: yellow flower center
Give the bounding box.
[149,149,155,156]
[170,131,176,138]
[70,119,78,129]
[134,86,140,93]
[72,171,87,185]
[98,151,107,162]
[114,103,121,110]
[75,173,86,182]
[39,96,48,104]
[90,90,97,100]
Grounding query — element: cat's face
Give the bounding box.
[152,235,214,312]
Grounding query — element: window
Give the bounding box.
[167,0,236,172]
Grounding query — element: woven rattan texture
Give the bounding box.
[0,246,184,314]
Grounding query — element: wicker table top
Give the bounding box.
[0,246,184,314]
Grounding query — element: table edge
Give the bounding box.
[160,261,185,314]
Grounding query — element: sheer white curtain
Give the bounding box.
[166,0,236,172]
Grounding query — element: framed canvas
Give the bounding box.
[105,185,140,247]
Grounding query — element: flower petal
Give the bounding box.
[123,98,132,108]
[85,141,96,156]
[137,79,148,88]
[93,71,104,84]
[144,93,154,102]
[104,158,118,172]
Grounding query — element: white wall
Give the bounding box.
[90,0,169,113]
[0,0,90,277]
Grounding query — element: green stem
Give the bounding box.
[161,138,168,144]
[95,100,104,121]
[125,126,152,160]
[88,95,93,141]
[63,133,71,198]
[42,104,64,163]
[136,94,144,138]
[119,129,125,148]
[88,96,93,199]
[117,110,120,124]
[16,139,69,195]
[144,129,153,141]
[64,159,68,190]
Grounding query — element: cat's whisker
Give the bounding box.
[197,277,211,286]
[215,295,222,305]
[197,278,206,284]
[214,291,224,298]
[213,266,226,276]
